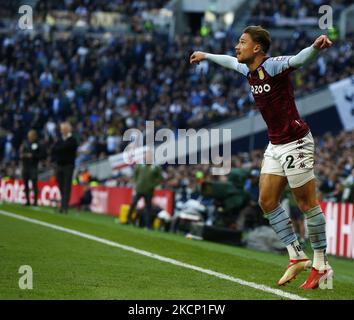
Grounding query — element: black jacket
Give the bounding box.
[52,136,78,166]
[21,141,46,169]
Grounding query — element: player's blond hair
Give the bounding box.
[243,25,271,53]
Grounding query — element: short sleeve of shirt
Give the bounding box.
[263,56,297,77]
[235,62,249,77]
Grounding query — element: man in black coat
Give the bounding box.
[20,130,46,206]
[52,122,78,213]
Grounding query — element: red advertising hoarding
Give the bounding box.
[0,179,174,216]
[320,201,354,259]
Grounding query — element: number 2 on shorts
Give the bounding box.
[286,155,295,169]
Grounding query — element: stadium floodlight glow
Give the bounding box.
[223,12,234,27]
[160,8,173,18]
[204,11,216,23]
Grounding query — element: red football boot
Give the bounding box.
[299,265,334,289]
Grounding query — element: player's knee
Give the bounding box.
[258,197,279,213]
[296,199,318,213]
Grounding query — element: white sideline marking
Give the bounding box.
[0,209,308,300]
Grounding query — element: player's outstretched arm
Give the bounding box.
[190,51,248,75]
[289,35,333,68]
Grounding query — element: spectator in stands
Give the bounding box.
[249,0,353,27]
[2,133,14,164]
[319,172,338,199]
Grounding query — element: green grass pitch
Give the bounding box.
[0,203,353,300]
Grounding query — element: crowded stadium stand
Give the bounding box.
[249,0,352,27]
[0,0,354,238]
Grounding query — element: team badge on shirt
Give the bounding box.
[257,67,265,80]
